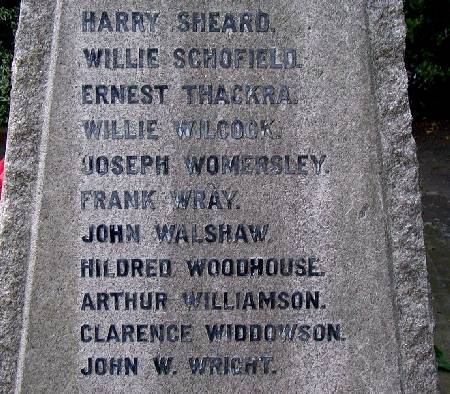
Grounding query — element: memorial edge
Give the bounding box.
[366,0,439,392]
[0,1,57,393]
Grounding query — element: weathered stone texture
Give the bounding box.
[367,1,438,391]
[0,1,56,393]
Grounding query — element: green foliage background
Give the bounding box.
[405,0,450,119]
[0,1,448,125]
[0,3,19,125]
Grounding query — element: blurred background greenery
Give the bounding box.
[0,1,19,127]
[405,0,449,120]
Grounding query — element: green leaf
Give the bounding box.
[435,346,450,372]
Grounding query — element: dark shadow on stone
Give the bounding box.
[416,120,450,392]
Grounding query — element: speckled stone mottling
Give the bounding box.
[0,1,56,393]
[0,1,438,393]
[366,2,438,392]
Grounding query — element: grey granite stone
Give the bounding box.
[0,1,57,392]
[0,0,438,393]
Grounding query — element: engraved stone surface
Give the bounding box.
[0,1,439,393]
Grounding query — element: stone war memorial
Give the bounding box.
[0,0,440,393]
